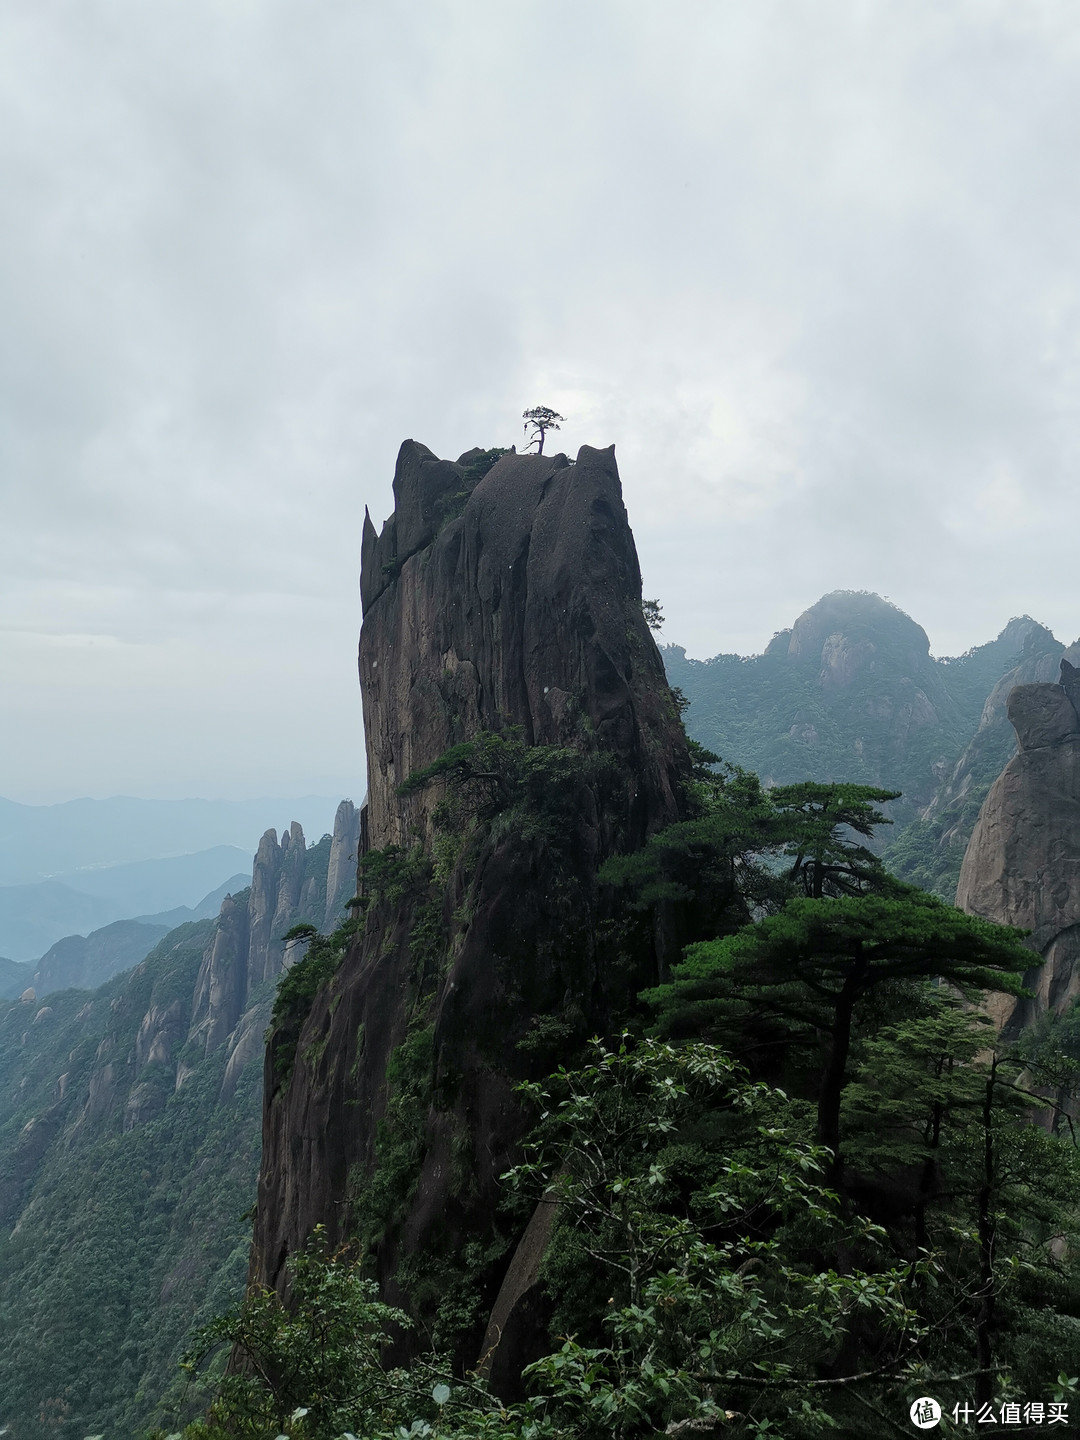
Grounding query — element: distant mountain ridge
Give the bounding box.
[46,845,250,913]
[136,871,251,929]
[663,592,1075,894]
[0,793,346,887]
[0,881,121,963]
[0,847,254,960]
[0,875,249,999]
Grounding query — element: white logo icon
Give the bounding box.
[910,1397,942,1429]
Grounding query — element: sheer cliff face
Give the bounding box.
[252,441,690,1339]
[923,633,1065,835]
[186,802,360,1075]
[956,673,1080,1029]
[359,441,685,849]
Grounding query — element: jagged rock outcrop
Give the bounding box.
[0,803,351,1432]
[248,825,303,988]
[324,799,361,930]
[252,441,690,1383]
[186,806,357,1070]
[956,661,1080,1030]
[185,890,253,1061]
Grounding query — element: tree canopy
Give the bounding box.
[522,405,565,455]
[648,889,1033,1168]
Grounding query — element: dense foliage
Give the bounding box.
[0,923,263,1439]
[8,602,1080,1437]
[0,831,339,1438]
[166,720,1080,1439]
[397,728,615,838]
[169,1027,1080,1438]
[663,602,1064,896]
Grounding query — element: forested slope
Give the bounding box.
[0,922,260,1434]
[663,595,1070,898]
[172,452,1079,1439]
[0,803,361,1439]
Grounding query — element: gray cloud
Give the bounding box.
[4,1,1080,798]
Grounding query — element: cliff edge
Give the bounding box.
[359,441,685,848]
[956,660,1080,1030]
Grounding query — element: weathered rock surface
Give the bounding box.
[359,442,685,850]
[186,805,357,1068]
[956,666,1080,1030]
[324,799,361,930]
[252,440,690,1381]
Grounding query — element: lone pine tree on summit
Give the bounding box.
[522,404,565,454]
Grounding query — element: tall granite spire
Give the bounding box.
[251,440,691,1383]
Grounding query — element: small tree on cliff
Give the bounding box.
[522,405,565,455]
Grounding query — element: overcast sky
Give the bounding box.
[4,1,1080,803]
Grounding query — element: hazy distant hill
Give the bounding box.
[0,794,346,886]
[0,956,32,1001]
[0,848,255,960]
[24,875,251,995]
[0,882,121,962]
[48,844,251,914]
[33,919,171,995]
[137,872,251,930]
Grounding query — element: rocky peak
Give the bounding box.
[785,591,933,684]
[185,811,351,1073]
[324,799,361,931]
[253,439,690,1375]
[359,440,685,851]
[664,589,962,827]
